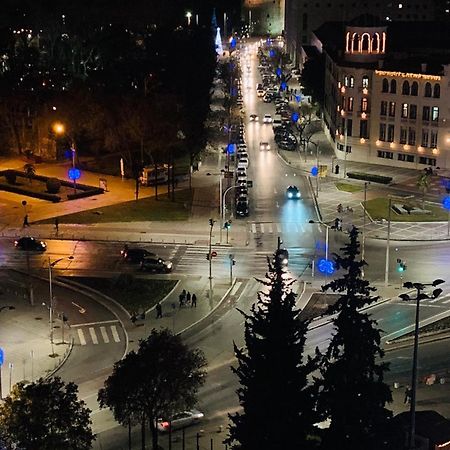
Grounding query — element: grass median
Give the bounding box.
[39,190,192,224]
[335,182,362,193]
[62,275,177,314]
[363,198,448,222]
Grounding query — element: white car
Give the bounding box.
[238,158,249,169]
[157,410,204,433]
[263,114,273,123]
[237,174,247,184]
[260,142,271,150]
[256,89,265,97]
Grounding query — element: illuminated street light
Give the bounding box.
[52,121,65,135]
[185,11,192,26]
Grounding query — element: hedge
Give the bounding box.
[347,172,392,184]
[0,182,61,202]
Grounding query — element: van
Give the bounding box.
[140,164,172,186]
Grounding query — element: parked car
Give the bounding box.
[140,257,172,273]
[263,114,273,123]
[14,237,47,251]
[121,247,156,263]
[236,200,249,217]
[157,410,204,433]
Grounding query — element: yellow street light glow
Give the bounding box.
[52,122,65,135]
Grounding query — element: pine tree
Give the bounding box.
[226,252,318,450]
[317,226,393,450]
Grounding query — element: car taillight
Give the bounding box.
[161,422,169,429]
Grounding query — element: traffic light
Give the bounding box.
[209,218,215,227]
[396,258,407,272]
[206,253,210,260]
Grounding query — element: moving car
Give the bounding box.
[263,114,273,123]
[249,114,259,121]
[274,248,289,266]
[121,247,156,263]
[259,142,270,150]
[286,185,301,199]
[14,237,47,251]
[140,257,172,273]
[157,410,204,433]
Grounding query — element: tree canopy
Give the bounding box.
[0,377,94,450]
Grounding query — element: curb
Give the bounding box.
[178,279,236,337]
[307,176,322,222]
[385,329,450,352]
[45,337,75,379]
[145,279,180,315]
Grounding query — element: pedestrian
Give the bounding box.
[181,289,186,298]
[337,219,343,232]
[179,293,184,308]
[23,214,30,228]
[404,386,412,405]
[191,294,197,308]
[186,291,191,305]
[337,203,343,214]
[54,217,59,234]
[334,217,340,230]
[156,302,162,319]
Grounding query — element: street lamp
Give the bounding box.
[52,121,78,192]
[185,11,192,26]
[309,141,320,197]
[399,279,444,450]
[48,256,74,356]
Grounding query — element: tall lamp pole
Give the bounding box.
[399,279,444,450]
[361,181,370,277]
[208,219,215,299]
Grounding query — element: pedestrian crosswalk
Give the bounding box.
[250,222,308,234]
[426,293,450,305]
[73,322,122,346]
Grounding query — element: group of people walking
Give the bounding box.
[179,289,197,308]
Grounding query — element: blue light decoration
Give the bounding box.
[269,49,275,57]
[0,347,4,366]
[295,94,302,103]
[230,37,237,49]
[318,258,335,275]
[227,143,236,154]
[68,167,81,180]
[311,166,319,177]
[276,67,282,77]
[64,149,73,160]
[442,178,450,194]
[291,112,299,123]
[443,196,450,210]
[231,86,237,97]
[281,81,287,91]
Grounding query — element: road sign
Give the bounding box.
[211,251,218,257]
[318,258,335,275]
[311,166,319,177]
[0,348,4,366]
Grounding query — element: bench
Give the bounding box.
[392,203,409,215]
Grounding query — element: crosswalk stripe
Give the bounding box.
[100,326,110,343]
[251,223,257,233]
[89,327,98,344]
[443,298,450,304]
[110,325,120,343]
[77,329,86,346]
[275,223,281,232]
[260,223,265,233]
[267,223,273,233]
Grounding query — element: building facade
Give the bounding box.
[244,0,285,36]
[319,18,450,169]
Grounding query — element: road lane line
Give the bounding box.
[77,329,86,346]
[260,223,265,233]
[267,223,273,233]
[231,281,242,296]
[100,326,110,344]
[89,327,98,344]
[71,320,119,328]
[110,325,121,342]
[251,223,257,233]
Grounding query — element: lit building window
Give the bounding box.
[361,98,368,112]
[349,76,354,88]
[389,101,396,117]
[431,106,439,121]
[362,75,369,88]
[348,97,354,111]
[401,103,409,118]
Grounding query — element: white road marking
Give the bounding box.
[89,327,98,344]
[77,329,86,346]
[71,302,86,314]
[251,223,257,233]
[231,281,242,296]
[267,223,273,233]
[110,325,121,343]
[100,326,110,343]
[71,319,119,328]
[260,223,265,233]
[275,223,281,232]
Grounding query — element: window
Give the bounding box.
[359,119,368,138]
[419,157,436,166]
[341,96,346,109]
[387,124,395,142]
[401,103,408,118]
[398,153,415,162]
[362,75,369,88]
[430,130,438,148]
[410,104,417,119]
[347,119,353,136]
[433,83,440,98]
[390,79,397,93]
[349,76,354,88]
[389,101,396,117]
[422,106,430,121]
[348,97,354,111]
[424,82,432,97]
[408,128,416,145]
[379,123,386,141]
[411,82,418,96]
[361,98,368,112]
[382,78,389,92]
[400,127,407,144]
[421,129,429,147]
[361,34,370,51]
[431,106,439,122]
[344,75,349,87]
[380,101,387,115]
[402,80,410,95]
[377,150,393,159]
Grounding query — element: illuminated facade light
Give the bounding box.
[376,140,381,146]
[403,144,410,150]
[341,86,346,94]
[432,148,439,155]
[362,88,368,95]
[390,142,395,148]
[340,109,345,116]
[338,81,341,88]
[340,134,344,140]
[375,70,441,81]
[361,112,367,119]
[360,138,366,144]
[417,146,424,153]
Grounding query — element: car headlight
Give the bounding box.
[288,192,293,198]
[282,258,289,265]
[267,144,270,149]
[296,192,300,198]
[166,262,173,269]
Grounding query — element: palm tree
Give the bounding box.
[23,164,36,184]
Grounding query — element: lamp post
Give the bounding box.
[48,256,73,356]
[52,122,78,193]
[399,279,444,449]
[309,141,320,197]
[208,219,215,300]
[185,11,192,26]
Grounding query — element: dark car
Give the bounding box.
[278,140,297,151]
[121,247,156,263]
[286,185,301,199]
[14,237,47,251]
[140,257,173,273]
[236,200,249,217]
[274,248,289,266]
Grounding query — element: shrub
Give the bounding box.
[347,172,392,184]
[46,177,61,194]
[4,170,16,185]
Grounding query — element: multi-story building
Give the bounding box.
[244,0,285,36]
[316,16,450,169]
[285,0,448,65]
